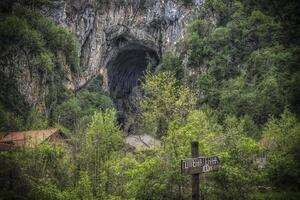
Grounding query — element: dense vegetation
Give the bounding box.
[0,0,300,200]
[0,0,113,133]
[0,0,78,131]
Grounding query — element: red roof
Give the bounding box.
[0,128,61,148]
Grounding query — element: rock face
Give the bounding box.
[51,0,204,85]
[46,0,204,124]
[125,134,161,151]
[3,0,205,123]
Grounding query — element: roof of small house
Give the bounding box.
[0,128,68,148]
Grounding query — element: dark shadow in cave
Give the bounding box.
[107,43,159,127]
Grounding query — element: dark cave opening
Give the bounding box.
[107,44,159,127]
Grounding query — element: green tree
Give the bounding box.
[139,71,196,137]
[81,110,122,198]
[262,110,300,190]
[161,51,184,81]
[75,171,94,200]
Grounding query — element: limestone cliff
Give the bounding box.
[49,0,205,119]
[48,0,204,87]
[1,0,207,121]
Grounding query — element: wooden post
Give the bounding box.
[191,141,200,200]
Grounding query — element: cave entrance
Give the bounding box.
[106,43,159,129]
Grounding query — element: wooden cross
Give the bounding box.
[181,141,220,200]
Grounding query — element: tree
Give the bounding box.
[81,110,122,198]
[75,171,94,200]
[138,70,196,137]
[161,51,184,82]
[262,110,300,190]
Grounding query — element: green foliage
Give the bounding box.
[0,16,43,52]
[262,110,300,188]
[32,52,54,73]
[163,108,262,200]
[0,3,80,129]
[0,102,47,132]
[217,46,292,124]
[0,71,30,118]
[185,0,298,127]
[125,155,171,199]
[27,15,79,72]
[53,84,114,131]
[83,110,122,160]
[161,51,184,81]
[54,97,81,129]
[0,10,79,75]
[0,103,25,132]
[186,20,211,69]
[81,110,122,198]
[75,171,94,200]
[252,189,300,200]
[138,70,196,137]
[29,181,74,200]
[25,109,48,130]
[0,144,73,200]
[178,2,300,196]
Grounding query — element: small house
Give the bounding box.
[0,128,70,150]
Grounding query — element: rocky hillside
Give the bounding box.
[1,0,207,127]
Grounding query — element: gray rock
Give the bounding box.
[1,0,210,124]
[125,134,161,151]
